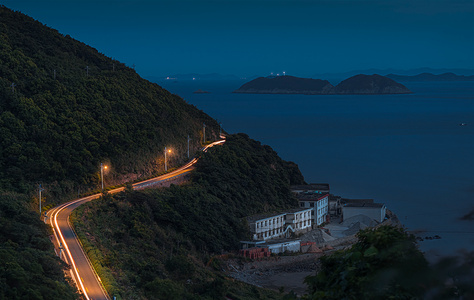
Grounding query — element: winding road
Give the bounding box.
[46,140,225,300]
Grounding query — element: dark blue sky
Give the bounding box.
[3,0,474,77]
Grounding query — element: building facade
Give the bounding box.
[298,193,329,226]
[284,207,313,235]
[247,213,286,240]
[247,207,313,241]
[342,203,387,223]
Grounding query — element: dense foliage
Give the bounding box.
[304,225,474,299]
[0,192,78,299]
[72,133,305,299]
[0,6,219,196]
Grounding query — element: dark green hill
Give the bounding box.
[335,74,412,94]
[0,192,78,299]
[233,75,335,94]
[0,5,219,196]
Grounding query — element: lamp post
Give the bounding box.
[187,135,191,159]
[100,163,107,190]
[203,123,206,144]
[38,184,44,215]
[164,147,171,171]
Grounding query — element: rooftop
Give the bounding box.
[343,203,385,208]
[291,183,330,192]
[285,207,313,214]
[342,198,374,204]
[247,212,286,222]
[297,193,329,201]
[260,238,302,246]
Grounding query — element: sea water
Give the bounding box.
[157,79,474,257]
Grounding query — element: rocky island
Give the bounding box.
[233,74,412,95]
[334,74,412,94]
[233,75,335,95]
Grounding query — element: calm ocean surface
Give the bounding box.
[157,79,474,257]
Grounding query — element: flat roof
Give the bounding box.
[297,193,329,201]
[247,212,286,222]
[240,238,301,247]
[343,203,385,208]
[285,207,313,214]
[261,238,301,246]
[342,198,374,204]
[291,183,330,191]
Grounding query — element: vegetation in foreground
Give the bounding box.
[304,225,474,299]
[0,192,78,299]
[72,133,305,299]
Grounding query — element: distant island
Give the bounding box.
[193,89,210,94]
[233,74,412,95]
[386,72,474,82]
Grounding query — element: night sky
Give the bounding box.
[2,0,474,77]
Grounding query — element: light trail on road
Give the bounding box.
[47,139,225,300]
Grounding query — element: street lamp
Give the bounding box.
[100,163,108,190]
[164,147,172,171]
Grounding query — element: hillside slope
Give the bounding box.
[0,192,78,299]
[0,5,219,196]
[72,133,305,299]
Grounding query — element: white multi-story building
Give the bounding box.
[247,213,286,240]
[284,208,313,234]
[247,207,313,241]
[298,193,329,226]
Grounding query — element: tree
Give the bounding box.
[304,225,431,299]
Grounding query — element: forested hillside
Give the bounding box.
[0,5,219,197]
[0,192,78,299]
[71,134,305,299]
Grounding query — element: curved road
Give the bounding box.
[46,140,225,300]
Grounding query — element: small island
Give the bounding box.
[386,72,474,82]
[233,74,412,95]
[233,75,335,95]
[193,89,211,94]
[334,74,412,94]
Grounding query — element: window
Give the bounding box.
[300,202,304,207]
[310,202,314,207]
